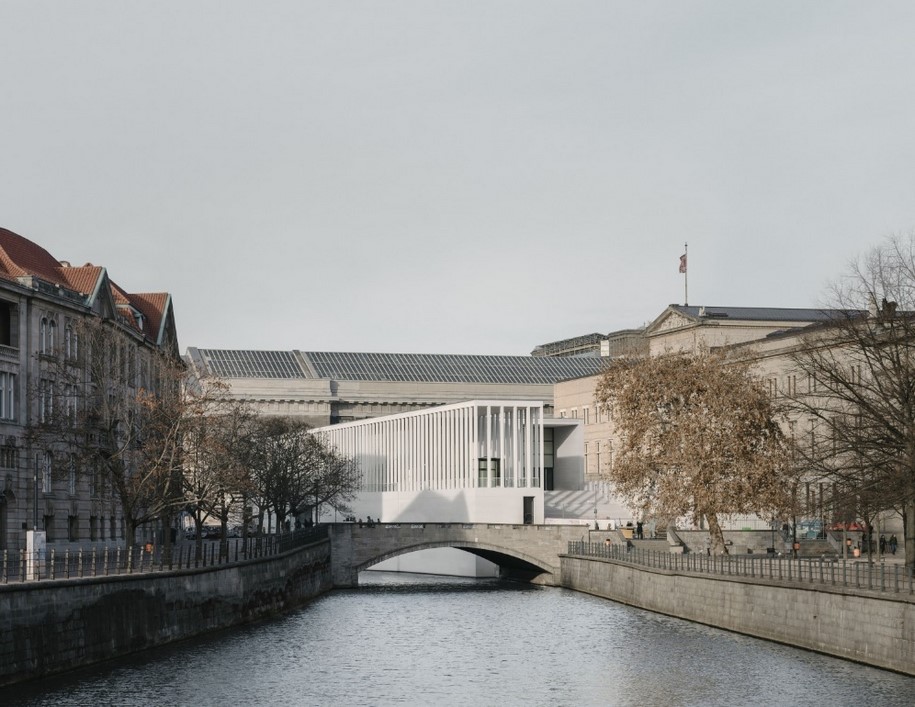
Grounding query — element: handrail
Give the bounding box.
[1,525,329,584]
[566,540,914,598]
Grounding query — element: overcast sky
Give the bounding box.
[2,2,915,355]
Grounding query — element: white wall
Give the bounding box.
[347,488,545,525]
[552,421,584,490]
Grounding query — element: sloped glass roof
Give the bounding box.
[302,351,606,384]
[196,349,306,379]
[194,348,607,384]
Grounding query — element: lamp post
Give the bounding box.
[33,454,38,530]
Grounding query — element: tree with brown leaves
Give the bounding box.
[595,351,794,554]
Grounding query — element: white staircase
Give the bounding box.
[544,481,632,526]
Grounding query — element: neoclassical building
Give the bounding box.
[0,227,178,555]
[553,305,850,530]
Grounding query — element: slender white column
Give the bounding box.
[485,405,492,488]
[512,405,519,489]
[500,404,507,488]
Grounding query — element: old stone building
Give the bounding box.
[0,227,178,555]
[552,305,854,530]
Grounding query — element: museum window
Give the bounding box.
[40,316,58,355]
[42,451,53,493]
[477,458,501,487]
[68,454,77,496]
[39,378,53,422]
[0,300,14,347]
[65,322,79,361]
[543,427,554,490]
[0,445,15,469]
[0,371,16,420]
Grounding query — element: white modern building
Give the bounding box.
[314,399,585,575]
[317,400,555,524]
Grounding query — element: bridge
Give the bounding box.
[328,522,588,587]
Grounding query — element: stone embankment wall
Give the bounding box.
[0,540,332,687]
[561,555,915,675]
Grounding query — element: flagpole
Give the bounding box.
[684,242,688,306]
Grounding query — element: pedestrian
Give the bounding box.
[358,518,363,528]
[890,534,898,554]
[880,534,887,554]
[636,521,643,539]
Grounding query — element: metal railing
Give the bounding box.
[1,526,329,584]
[567,541,915,597]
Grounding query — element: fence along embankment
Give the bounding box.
[561,542,915,675]
[0,528,332,687]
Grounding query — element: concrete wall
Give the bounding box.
[561,555,915,675]
[0,539,332,687]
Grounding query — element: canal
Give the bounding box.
[5,571,915,706]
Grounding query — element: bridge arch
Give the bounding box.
[355,540,555,582]
[328,523,585,587]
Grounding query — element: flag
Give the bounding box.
[679,253,687,274]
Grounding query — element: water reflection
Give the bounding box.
[5,571,914,706]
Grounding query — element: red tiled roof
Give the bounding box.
[0,227,68,283]
[108,280,133,306]
[129,292,170,342]
[0,227,174,346]
[56,265,104,296]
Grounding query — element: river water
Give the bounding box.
[6,571,915,706]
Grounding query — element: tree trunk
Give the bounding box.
[905,499,915,572]
[162,509,174,565]
[706,512,728,555]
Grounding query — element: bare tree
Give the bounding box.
[28,317,189,551]
[309,443,360,523]
[181,383,255,559]
[244,417,360,532]
[789,231,915,570]
[595,351,794,554]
